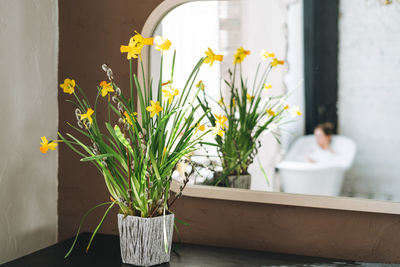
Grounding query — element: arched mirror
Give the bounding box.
[141,0,400,214]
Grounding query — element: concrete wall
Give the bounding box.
[338,0,400,200]
[0,0,58,264]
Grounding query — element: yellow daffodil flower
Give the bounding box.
[162,87,179,104]
[99,81,114,97]
[60,78,75,94]
[263,84,272,90]
[196,80,205,90]
[204,48,223,66]
[154,36,172,52]
[234,46,250,64]
[271,58,285,67]
[40,136,60,154]
[120,31,153,59]
[123,111,137,125]
[80,108,94,124]
[214,114,227,130]
[212,126,225,137]
[146,100,163,118]
[260,50,275,60]
[195,123,206,134]
[266,108,276,117]
[246,93,254,102]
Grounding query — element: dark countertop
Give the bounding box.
[2,233,397,267]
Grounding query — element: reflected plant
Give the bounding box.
[198,48,301,186]
[41,31,214,256]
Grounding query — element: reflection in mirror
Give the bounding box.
[149,0,400,203]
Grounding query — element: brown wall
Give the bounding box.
[58,0,400,264]
[58,0,163,241]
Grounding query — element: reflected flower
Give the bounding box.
[204,48,223,66]
[260,50,275,60]
[154,36,171,52]
[234,47,250,64]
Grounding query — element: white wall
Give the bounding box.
[338,0,400,200]
[0,0,58,263]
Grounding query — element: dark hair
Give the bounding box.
[315,122,334,136]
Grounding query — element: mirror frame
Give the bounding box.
[138,0,400,215]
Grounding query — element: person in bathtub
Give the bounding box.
[307,122,341,164]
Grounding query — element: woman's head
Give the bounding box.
[314,122,334,149]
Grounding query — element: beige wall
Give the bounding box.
[0,0,58,264]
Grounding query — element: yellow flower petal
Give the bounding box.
[154,36,171,52]
[260,50,275,60]
[234,47,250,64]
[196,80,205,90]
[100,81,114,97]
[263,84,272,90]
[146,100,163,117]
[266,109,276,116]
[60,78,75,94]
[271,58,285,67]
[120,31,153,60]
[204,48,223,66]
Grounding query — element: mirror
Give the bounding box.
[148,0,400,203]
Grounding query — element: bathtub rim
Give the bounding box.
[140,0,400,215]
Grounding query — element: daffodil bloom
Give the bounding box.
[263,83,272,90]
[289,106,302,117]
[120,31,153,59]
[162,87,179,104]
[204,48,223,66]
[196,80,205,90]
[154,36,172,52]
[271,58,285,67]
[40,136,60,154]
[146,100,163,117]
[284,105,289,110]
[260,50,275,60]
[123,111,137,125]
[234,46,250,64]
[195,123,205,134]
[99,81,114,97]
[266,108,276,117]
[60,78,75,94]
[212,126,225,137]
[218,97,224,106]
[214,114,227,130]
[80,108,94,124]
[246,93,254,102]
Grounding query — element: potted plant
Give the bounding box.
[40,31,215,266]
[198,47,301,189]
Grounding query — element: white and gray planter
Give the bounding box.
[228,174,251,189]
[117,213,175,266]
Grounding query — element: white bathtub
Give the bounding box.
[276,135,356,196]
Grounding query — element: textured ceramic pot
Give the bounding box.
[228,174,251,189]
[117,213,175,266]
